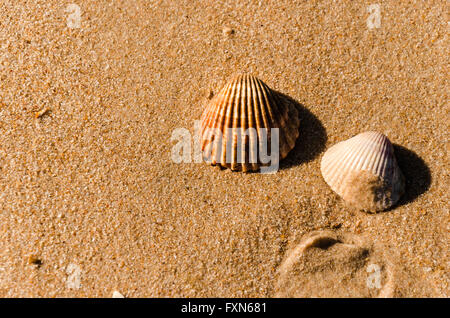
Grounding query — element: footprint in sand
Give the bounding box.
[274,230,394,298]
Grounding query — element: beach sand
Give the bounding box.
[0,0,448,297]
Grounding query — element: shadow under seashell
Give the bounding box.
[387,144,431,210]
[277,92,327,170]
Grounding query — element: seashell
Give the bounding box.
[320,131,405,212]
[200,74,300,172]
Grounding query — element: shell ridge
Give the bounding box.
[207,81,232,164]
[214,79,236,164]
[321,141,352,189]
[231,75,245,170]
[373,135,389,177]
[327,134,378,195]
[355,133,383,172]
[248,76,259,170]
[203,81,232,146]
[200,74,300,172]
[219,78,238,165]
[364,133,385,174]
[378,137,392,180]
[330,137,370,193]
[239,75,250,169]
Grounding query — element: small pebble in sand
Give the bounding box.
[112,290,125,298]
[35,107,50,119]
[222,26,234,37]
[331,223,342,229]
[28,255,42,266]
[207,90,214,100]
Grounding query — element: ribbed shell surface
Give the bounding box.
[320,131,404,211]
[200,74,300,172]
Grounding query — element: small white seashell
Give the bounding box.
[320,131,404,212]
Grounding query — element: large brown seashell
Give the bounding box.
[200,74,300,172]
[320,131,405,212]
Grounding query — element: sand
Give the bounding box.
[0,0,448,297]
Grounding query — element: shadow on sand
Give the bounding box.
[392,144,432,208]
[276,92,327,170]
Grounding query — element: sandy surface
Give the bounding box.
[0,0,448,297]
